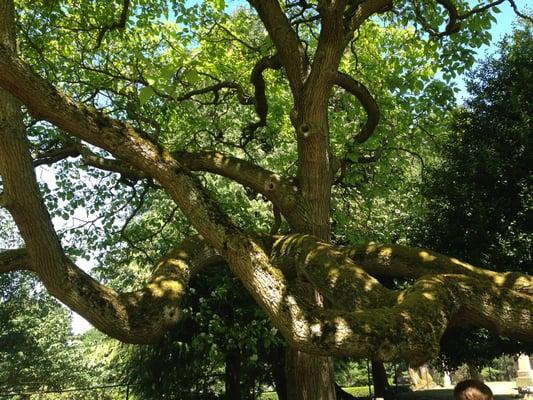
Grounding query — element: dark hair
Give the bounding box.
[453,380,493,400]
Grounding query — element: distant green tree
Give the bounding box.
[414,24,533,372]
[0,272,86,394]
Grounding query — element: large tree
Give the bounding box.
[0,0,531,399]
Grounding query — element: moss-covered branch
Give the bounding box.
[263,234,533,364]
[342,242,533,293]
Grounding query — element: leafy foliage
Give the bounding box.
[414,24,533,371]
[114,263,281,399]
[0,272,86,393]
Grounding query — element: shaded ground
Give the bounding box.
[398,381,519,400]
[261,381,521,400]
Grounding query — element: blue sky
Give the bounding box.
[455,1,524,99]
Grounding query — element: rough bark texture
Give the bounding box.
[371,361,391,398]
[225,349,241,400]
[1,2,532,400]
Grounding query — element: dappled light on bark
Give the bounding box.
[1,1,532,399]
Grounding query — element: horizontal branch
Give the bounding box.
[175,81,253,106]
[265,234,533,363]
[33,144,149,181]
[0,248,32,273]
[173,150,297,214]
[32,146,79,167]
[341,242,533,294]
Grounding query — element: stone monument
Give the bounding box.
[516,354,533,388]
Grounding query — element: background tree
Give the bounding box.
[0,1,532,400]
[414,23,533,375]
[0,272,88,396]
[116,262,283,400]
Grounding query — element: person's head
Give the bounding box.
[453,379,493,400]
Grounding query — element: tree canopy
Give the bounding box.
[0,0,531,398]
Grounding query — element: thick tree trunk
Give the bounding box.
[225,348,241,400]
[285,103,337,399]
[286,348,337,400]
[371,361,391,399]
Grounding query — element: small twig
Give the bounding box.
[94,0,131,50]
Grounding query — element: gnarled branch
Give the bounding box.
[342,242,533,294]
[243,54,283,139]
[334,72,379,144]
[266,234,532,363]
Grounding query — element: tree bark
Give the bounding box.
[0,4,532,400]
[270,345,288,400]
[225,348,241,400]
[286,349,337,400]
[371,361,391,399]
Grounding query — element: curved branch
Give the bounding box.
[33,144,149,181]
[36,144,298,214]
[334,72,379,144]
[267,234,533,364]
[412,0,531,37]
[175,81,253,106]
[507,0,533,23]
[246,0,307,94]
[0,34,263,344]
[94,0,130,49]
[0,41,238,252]
[243,54,283,139]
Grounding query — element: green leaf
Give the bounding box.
[160,65,176,80]
[139,86,156,105]
[214,0,225,11]
[184,69,200,85]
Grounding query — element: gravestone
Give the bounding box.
[443,372,452,387]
